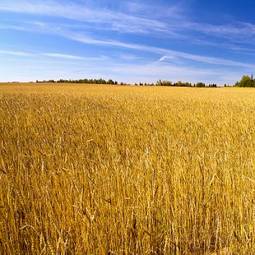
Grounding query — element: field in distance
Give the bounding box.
[1,83,255,254]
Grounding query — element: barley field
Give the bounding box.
[1,84,255,254]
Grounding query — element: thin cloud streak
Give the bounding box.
[64,31,255,69]
[0,50,33,57]
[42,53,85,60]
[0,0,170,34]
[0,50,104,62]
[1,0,255,43]
[1,19,254,70]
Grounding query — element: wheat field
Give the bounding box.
[1,84,255,254]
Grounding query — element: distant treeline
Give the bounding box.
[36,79,220,87]
[36,78,119,85]
[155,80,218,87]
[235,75,255,87]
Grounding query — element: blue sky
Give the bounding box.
[0,0,255,84]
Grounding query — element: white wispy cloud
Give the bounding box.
[158,54,255,69]
[183,21,255,43]
[0,49,105,62]
[1,0,255,45]
[1,0,255,50]
[1,18,254,70]
[0,50,33,57]
[61,30,255,69]
[42,53,85,60]
[0,0,170,34]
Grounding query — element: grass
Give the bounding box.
[1,83,255,254]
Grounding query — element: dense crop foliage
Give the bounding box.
[1,84,255,254]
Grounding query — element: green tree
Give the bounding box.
[196,82,206,87]
[236,75,255,87]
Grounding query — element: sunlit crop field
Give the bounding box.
[1,84,255,254]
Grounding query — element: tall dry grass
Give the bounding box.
[1,84,255,254]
